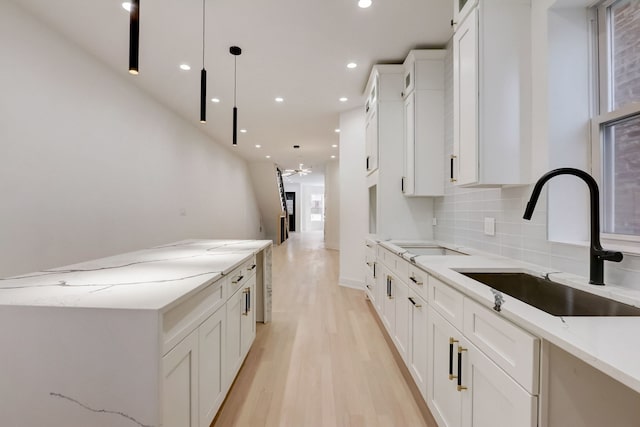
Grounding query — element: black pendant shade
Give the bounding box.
[230,46,242,145]
[200,69,207,123]
[129,0,139,75]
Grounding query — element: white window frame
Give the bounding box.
[591,0,640,246]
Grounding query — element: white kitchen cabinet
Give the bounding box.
[365,101,379,174]
[452,0,477,29]
[402,50,445,197]
[452,0,531,187]
[408,291,429,399]
[381,271,396,334]
[428,301,537,427]
[163,329,199,427]
[240,277,257,357]
[198,307,226,427]
[364,65,434,239]
[461,341,538,427]
[226,283,245,384]
[393,275,410,362]
[428,308,463,427]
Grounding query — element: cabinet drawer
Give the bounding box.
[407,264,428,301]
[463,298,540,394]
[429,276,464,330]
[162,277,226,355]
[378,246,409,280]
[228,256,256,296]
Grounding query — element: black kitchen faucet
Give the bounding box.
[523,168,623,285]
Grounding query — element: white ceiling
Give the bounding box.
[13,0,452,172]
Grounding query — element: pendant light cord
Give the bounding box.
[202,0,205,67]
[234,56,237,108]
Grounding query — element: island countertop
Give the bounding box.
[0,239,272,312]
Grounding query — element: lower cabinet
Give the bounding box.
[163,329,199,427]
[428,308,463,427]
[393,277,410,362]
[240,278,257,357]
[227,275,257,384]
[408,291,428,400]
[428,308,537,427]
[198,308,226,427]
[163,266,259,427]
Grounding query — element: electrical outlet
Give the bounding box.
[484,217,495,236]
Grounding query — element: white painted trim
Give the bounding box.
[338,277,365,290]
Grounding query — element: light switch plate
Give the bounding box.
[432,217,437,226]
[484,217,495,236]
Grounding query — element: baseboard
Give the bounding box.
[338,277,364,290]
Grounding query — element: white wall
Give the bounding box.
[324,160,340,250]
[0,0,262,277]
[339,108,367,289]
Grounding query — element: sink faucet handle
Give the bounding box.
[597,250,623,263]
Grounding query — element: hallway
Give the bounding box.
[213,232,435,426]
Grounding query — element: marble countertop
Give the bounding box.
[0,239,271,312]
[371,236,640,394]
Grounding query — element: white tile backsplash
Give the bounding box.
[434,45,640,290]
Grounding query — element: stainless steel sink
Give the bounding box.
[460,272,640,316]
[399,245,466,256]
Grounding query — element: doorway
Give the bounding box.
[285,192,296,232]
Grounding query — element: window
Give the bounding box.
[593,0,640,240]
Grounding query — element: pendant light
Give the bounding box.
[230,46,242,145]
[129,0,139,75]
[200,0,207,123]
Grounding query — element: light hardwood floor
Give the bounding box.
[212,231,437,427]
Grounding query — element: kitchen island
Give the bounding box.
[0,239,272,427]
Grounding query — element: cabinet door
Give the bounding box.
[365,260,377,305]
[453,8,479,186]
[408,292,429,400]
[453,0,477,29]
[393,278,410,362]
[198,308,226,427]
[374,262,386,314]
[403,91,416,195]
[226,287,244,385]
[381,273,396,335]
[163,330,199,427]
[460,343,537,427]
[241,277,256,357]
[365,107,379,173]
[427,309,462,427]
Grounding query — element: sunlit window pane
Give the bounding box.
[611,0,640,109]
[602,114,640,235]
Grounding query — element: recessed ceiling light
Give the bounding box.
[211,98,220,103]
[334,128,340,133]
[347,62,357,69]
[332,144,338,148]
[331,155,336,159]
[275,97,284,103]
[122,2,132,12]
[255,144,261,148]
[266,155,271,159]
[339,97,348,102]
[179,64,191,71]
[240,129,247,133]
[358,0,372,8]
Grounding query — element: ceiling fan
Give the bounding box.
[282,163,312,177]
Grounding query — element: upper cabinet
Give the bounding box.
[452,0,531,187]
[365,76,379,174]
[402,50,445,197]
[452,0,477,30]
